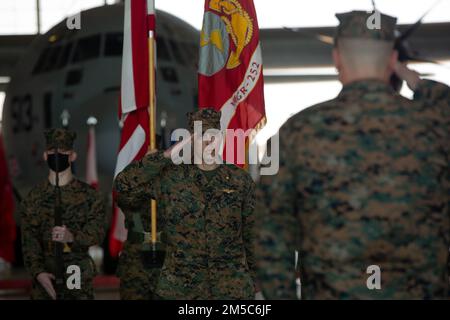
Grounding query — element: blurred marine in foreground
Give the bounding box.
[20,128,105,300]
[256,11,450,299]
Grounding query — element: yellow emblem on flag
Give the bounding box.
[209,0,253,69]
[201,29,225,53]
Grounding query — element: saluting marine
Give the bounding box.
[255,11,450,299]
[20,128,106,300]
[115,109,257,299]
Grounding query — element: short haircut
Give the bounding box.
[337,38,395,75]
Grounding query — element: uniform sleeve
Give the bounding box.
[414,79,450,106]
[255,124,299,299]
[414,79,450,194]
[114,151,171,211]
[414,79,450,293]
[20,195,46,278]
[242,180,256,285]
[71,192,106,250]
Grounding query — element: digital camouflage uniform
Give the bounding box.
[116,198,163,300]
[20,128,106,300]
[255,11,450,300]
[115,109,257,300]
[116,135,165,300]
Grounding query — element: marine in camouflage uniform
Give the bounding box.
[20,128,105,300]
[116,136,165,300]
[116,199,163,300]
[255,11,450,299]
[115,109,257,300]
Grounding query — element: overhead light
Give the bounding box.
[317,34,334,45]
[264,67,338,76]
[0,77,11,84]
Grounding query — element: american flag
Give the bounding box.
[109,0,156,257]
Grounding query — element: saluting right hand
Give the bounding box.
[394,62,421,91]
[146,133,195,160]
[36,272,56,300]
[145,149,158,156]
[163,133,194,159]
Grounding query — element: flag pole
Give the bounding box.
[148,5,157,249]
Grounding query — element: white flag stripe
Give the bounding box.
[220,44,263,131]
[113,208,128,242]
[147,0,155,15]
[121,0,138,115]
[114,125,146,178]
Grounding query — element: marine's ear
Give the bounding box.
[332,47,341,72]
[388,49,399,75]
[69,151,77,163]
[333,47,346,83]
[43,151,48,161]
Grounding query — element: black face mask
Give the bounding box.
[47,153,70,172]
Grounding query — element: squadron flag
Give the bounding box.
[110,0,156,257]
[198,0,266,166]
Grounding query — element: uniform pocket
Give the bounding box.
[168,190,205,224]
[215,192,243,232]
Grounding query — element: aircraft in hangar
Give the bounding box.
[0,2,449,199]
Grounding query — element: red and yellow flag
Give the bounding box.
[198,0,266,166]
